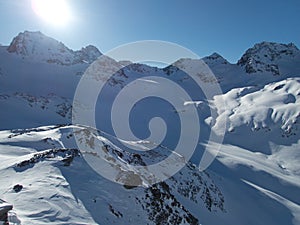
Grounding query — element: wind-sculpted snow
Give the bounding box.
[212,78,300,137]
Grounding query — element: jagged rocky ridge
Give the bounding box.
[238,42,299,75]
[4,125,225,225]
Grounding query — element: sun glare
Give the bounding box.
[31,0,72,26]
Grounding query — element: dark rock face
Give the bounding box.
[143,182,199,225]
[0,200,13,224]
[15,148,81,171]
[13,184,23,193]
[237,42,299,75]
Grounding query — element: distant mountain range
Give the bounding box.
[0,31,299,225]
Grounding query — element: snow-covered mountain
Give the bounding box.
[0,31,300,225]
[7,31,102,65]
[238,42,300,75]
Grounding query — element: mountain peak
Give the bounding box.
[7,31,101,65]
[238,41,300,75]
[7,31,69,56]
[76,45,102,64]
[202,52,229,65]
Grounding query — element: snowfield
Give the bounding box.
[0,31,300,225]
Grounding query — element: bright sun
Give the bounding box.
[31,0,72,26]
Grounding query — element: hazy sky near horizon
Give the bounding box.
[0,0,299,63]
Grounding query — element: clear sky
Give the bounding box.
[0,0,299,63]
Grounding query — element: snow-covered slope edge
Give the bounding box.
[213,78,300,136]
[205,77,300,224]
[0,125,225,225]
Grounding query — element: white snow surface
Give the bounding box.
[0,31,300,225]
[7,31,102,65]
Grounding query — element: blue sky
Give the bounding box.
[0,0,299,63]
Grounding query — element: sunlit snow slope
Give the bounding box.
[0,31,300,225]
